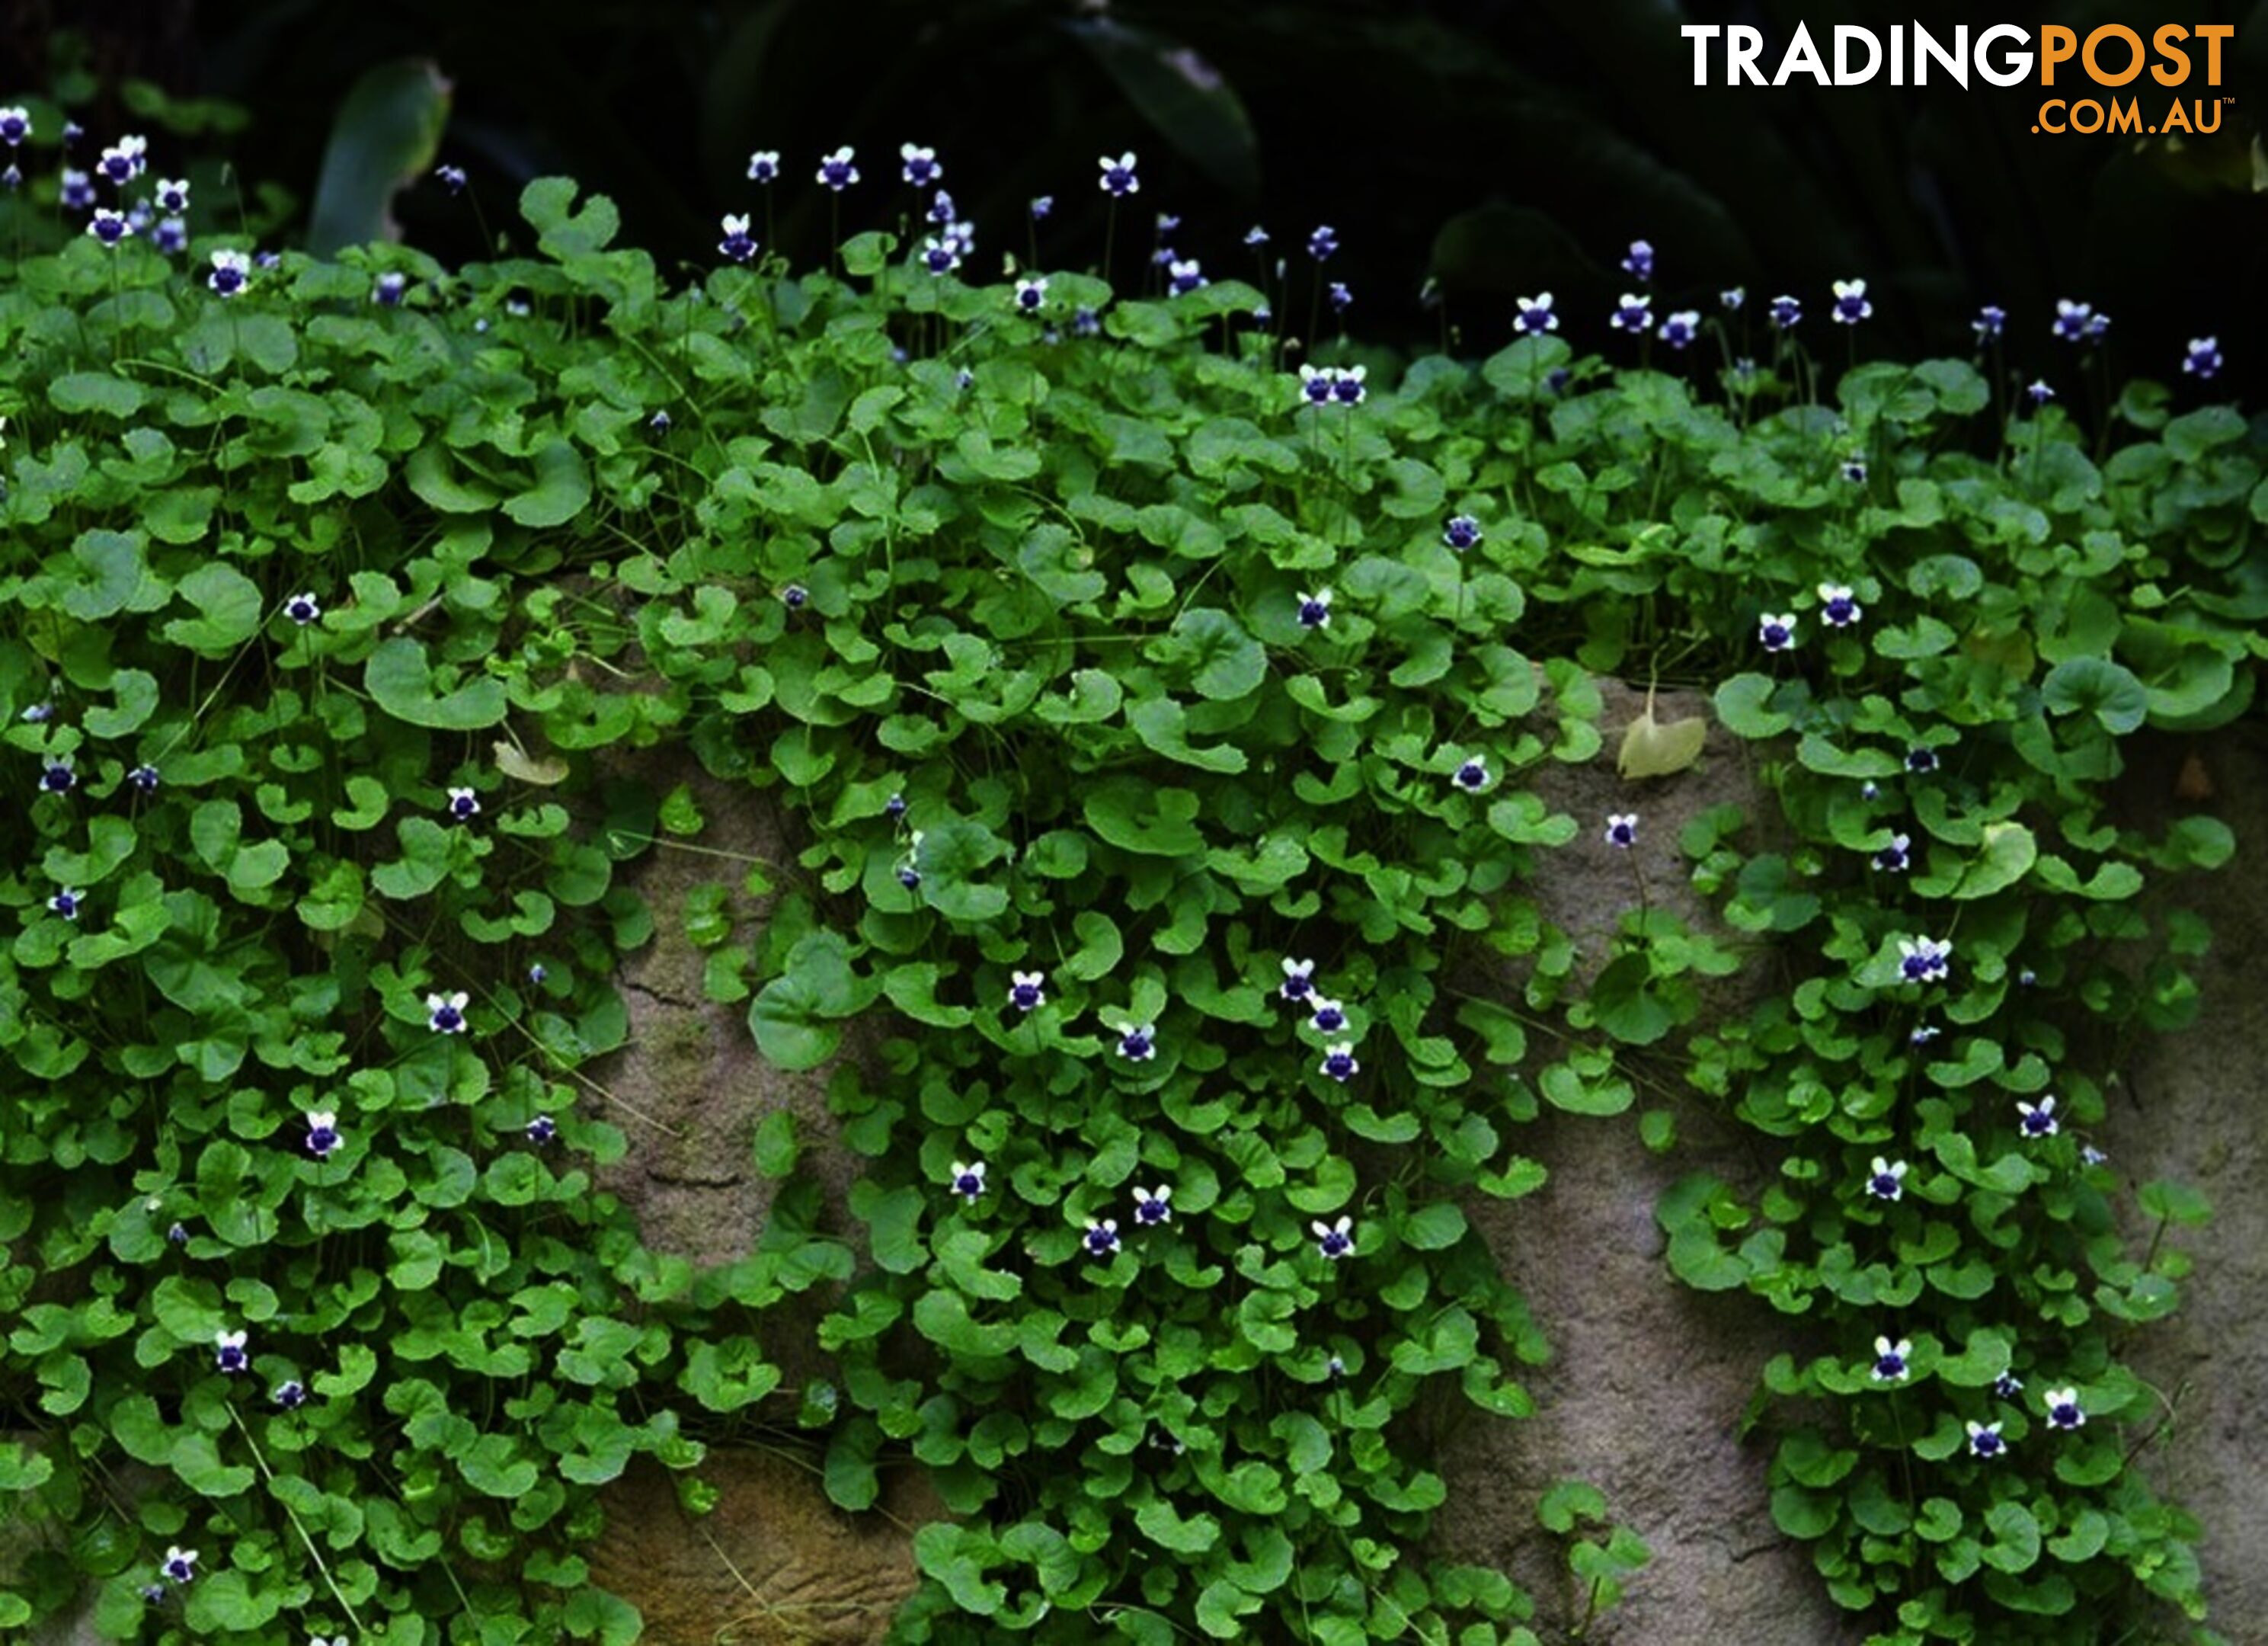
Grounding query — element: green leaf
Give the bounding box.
[1954,821,2036,899]
[504,440,593,528]
[307,57,453,254]
[2042,657,2149,735]
[1713,672,1792,738]
[162,563,264,655]
[366,637,509,729]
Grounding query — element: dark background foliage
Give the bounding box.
[8,0,2266,395]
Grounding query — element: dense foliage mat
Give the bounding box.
[0,121,2259,1645]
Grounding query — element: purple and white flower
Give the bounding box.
[1015,275,1048,312]
[304,1111,340,1159]
[284,591,320,626]
[1911,1023,1940,1046]
[1443,514,1483,551]
[1758,612,1796,652]
[1297,588,1332,629]
[2084,309,2111,342]
[1608,292,1652,334]
[1620,239,1654,281]
[1604,813,1638,849]
[649,410,671,433]
[1966,1420,2007,1459]
[1866,1156,1908,1201]
[1768,293,1801,329]
[427,991,469,1033]
[21,702,52,723]
[87,207,131,245]
[899,143,941,187]
[1514,292,1558,335]
[96,135,147,185]
[1308,224,1339,261]
[39,755,75,794]
[1031,194,1054,219]
[815,146,859,191]
[1097,151,1140,197]
[2027,379,2055,405]
[0,107,26,146]
[1819,583,1861,628]
[1331,363,1367,405]
[1281,958,1316,1002]
[1453,756,1489,793]
[1830,278,1871,324]
[1994,1370,2024,1399]
[155,176,189,213]
[48,887,82,919]
[1298,363,1337,405]
[1008,969,1045,1013]
[2017,1095,2058,1138]
[445,786,480,821]
[215,1329,249,1374]
[60,168,94,210]
[747,150,780,183]
[782,584,808,609]
[1118,1023,1156,1062]
[2044,1386,2084,1430]
[1905,745,1940,773]
[2052,299,2093,342]
[950,1160,986,1202]
[717,213,758,263]
[152,214,187,254]
[526,1114,558,1144]
[1873,833,1911,873]
[1320,1042,1358,1083]
[1168,258,1205,296]
[1841,456,1867,483]
[919,235,961,276]
[373,271,408,306]
[1328,280,1352,312]
[1243,224,1268,246]
[1133,1185,1172,1225]
[1871,1336,1911,1381]
[1897,937,1952,985]
[435,163,467,192]
[1083,1218,1121,1257]
[1310,997,1347,1034]
[1313,1215,1355,1260]
[1658,309,1700,349]
[1972,304,2006,341]
[2183,336,2222,379]
[208,248,250,296]
[162,1546,198,1584]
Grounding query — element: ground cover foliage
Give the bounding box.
[0,120,2260,1645]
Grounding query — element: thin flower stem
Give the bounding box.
[227,1403,368,1638]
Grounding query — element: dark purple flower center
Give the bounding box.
[1282,973,1312,1000]
[1137,1199,1167,1224]
[2051,1402,2080,1427]
[1315,1006,1345,1032]
[433,1004,463,1031]
[955,1174,981,1197]
[275,1381,305,1408]
[308,1126,337,1155]
[1972,1431,2002,1455]
[1875,1353,1905,1378]
[41,764,73,792]
[1086,1227,1116,1254]
[1011,983,1041,1010]
[1298,599,1328,626]
[1320,1231,1351,1256]
[1332,378,1363,404]
[1870,1172,1900,1198]
[219,1346,246,1372]
[898,866,921,888]
[2022,1111,2052,1135]
[528,1116,556,1142]
[1121,1031,1152,1058]
[1324,1054,1355,1079]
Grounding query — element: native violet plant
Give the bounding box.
[0,91,2247,1646]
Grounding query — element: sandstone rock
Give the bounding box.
[1437,679,1858,1644]
[588,1451,938,1646]
[2103,722,2268,1633]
